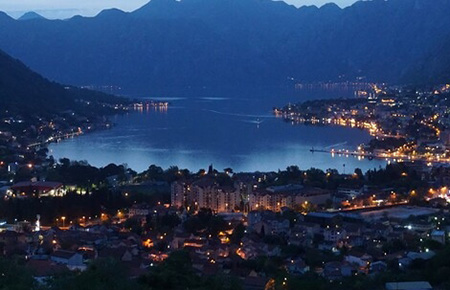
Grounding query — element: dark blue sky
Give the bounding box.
[0,0,358,19]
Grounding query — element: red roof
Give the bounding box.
[11,181,63,191]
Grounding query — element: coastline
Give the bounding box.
[47,104,386,174]
[0,100,170,172]
[37,100,170,151]
[272,83,450,166]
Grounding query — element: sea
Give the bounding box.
[48,85,386,173]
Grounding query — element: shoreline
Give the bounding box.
[38,100,170,150]
[272,83,450,166]
[0,100,170,171]
[46,118,386,174]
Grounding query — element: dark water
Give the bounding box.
[48,88,386,173]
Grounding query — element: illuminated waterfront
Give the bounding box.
[275,83,450,166]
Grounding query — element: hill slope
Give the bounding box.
[0,49,123,115]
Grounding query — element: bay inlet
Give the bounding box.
[48,90,387,173]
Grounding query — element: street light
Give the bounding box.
[61,216,66,227]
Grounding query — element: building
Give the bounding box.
[128,204,152,217]
[344,250,372,269]
[286,258,310,275]
[322,261,355,281]
[337,186,363,199]
[370,261,387,273]
[385,281,432,290]
[171,181,190,208]
[248,186,331,212]
[430,230,445,244]
[171,178,241,213]
[50,250,85,270]
[171,179,330,213]
[9,181,65,198]
[0,184,10,198]
[323,227,347,243]
[192,178,241,212]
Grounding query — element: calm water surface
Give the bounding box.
[49,89,386,173]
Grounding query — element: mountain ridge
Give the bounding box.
[0,0,449,97]
[18,11,45,21]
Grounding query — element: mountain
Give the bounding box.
[0,49,123,115]
[0,11,12,24]
[18,12,45,21]
[0,0,449,97]
[406,36,450,85]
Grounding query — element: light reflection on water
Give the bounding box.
[49,90,386,173]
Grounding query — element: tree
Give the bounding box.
[59,158,71,168]
[0,257,36,290]
[230,223,246,245]
[354,168,363,179]
[49,258,143,290]
[123,218,143,235]
[140,250,199,290]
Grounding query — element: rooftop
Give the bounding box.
[11,181,63,191]
[385,281,432,290]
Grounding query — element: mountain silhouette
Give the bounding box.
[0,0,449,97]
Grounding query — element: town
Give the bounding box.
[2,84,450,289]
[1,155,450,289]
[1,0,450,288]
[274,83,450,165]
[0,95,168,184]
